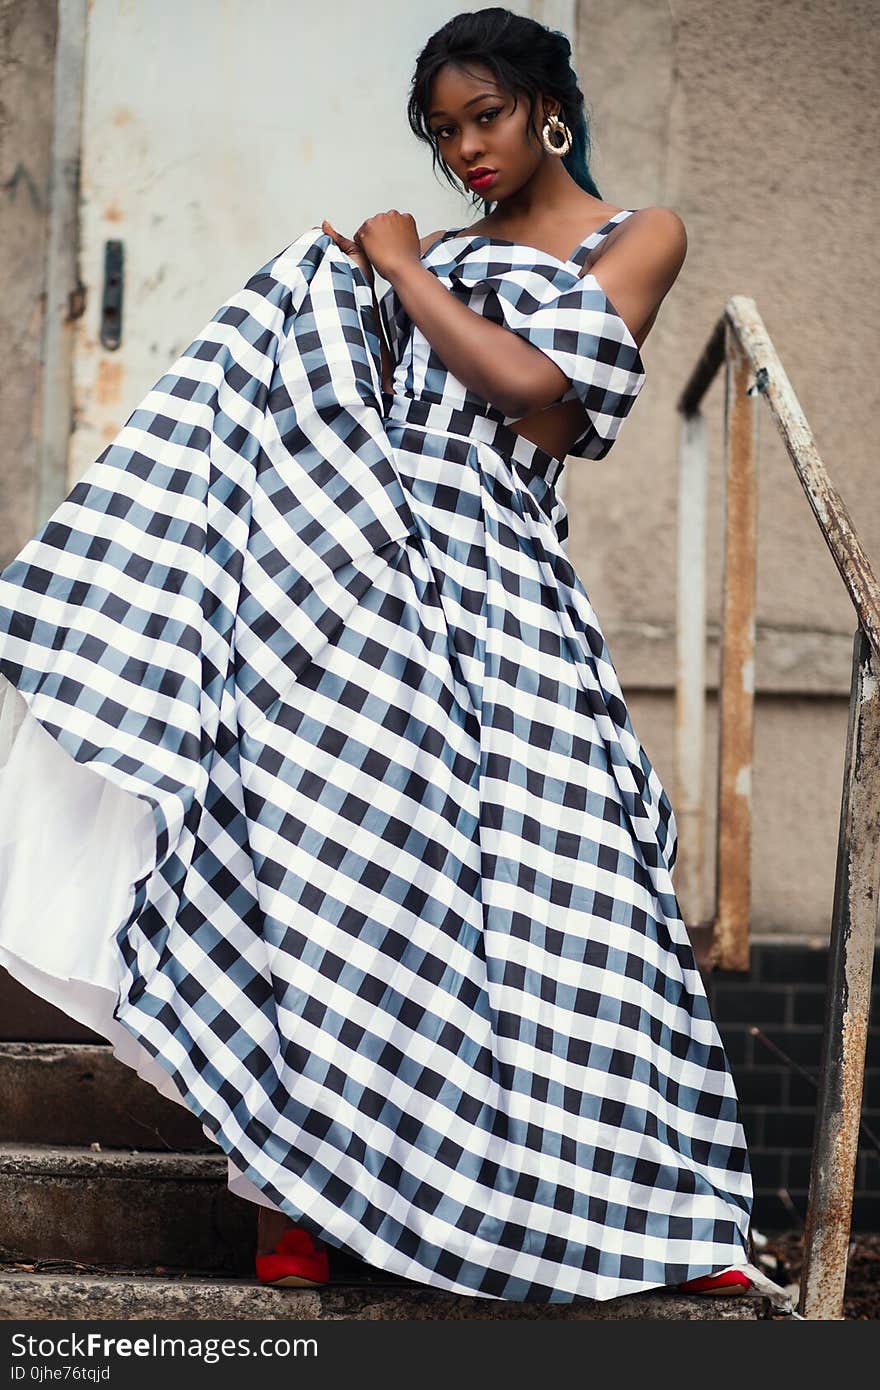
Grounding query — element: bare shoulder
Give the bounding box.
[584,206,687,344]
[621,206,688,273]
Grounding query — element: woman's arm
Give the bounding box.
[387,260,563,417]
[383,207,687,417]
[576,207,687,352]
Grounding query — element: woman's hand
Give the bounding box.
[321,219,375,288]
[352,211,422,283]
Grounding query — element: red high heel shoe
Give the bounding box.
[677,1268,752,1294]
[677,1263,803,1316]
[255,1226,330,1287]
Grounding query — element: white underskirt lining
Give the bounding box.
[0,673,279,1214]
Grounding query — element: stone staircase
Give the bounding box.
[0,1017,772,1319]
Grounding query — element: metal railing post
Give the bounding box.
[675,297,880,1317]
[799,625,880,1319]
[674,410,708,925]
[713,325,758,972]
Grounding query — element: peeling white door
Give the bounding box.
[69,0,575,484]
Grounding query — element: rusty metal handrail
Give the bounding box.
[673,295,880,1320]
[679,300,880,658]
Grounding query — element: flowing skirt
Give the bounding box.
[0,227,754,1302]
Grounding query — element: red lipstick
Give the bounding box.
[467,169,497,193]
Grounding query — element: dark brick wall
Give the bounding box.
[707,942,880,1231]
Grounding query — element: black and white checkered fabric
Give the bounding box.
[382,208,647,463]
[0,213,752,1301]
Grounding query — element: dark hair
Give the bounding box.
[406,6,602,212]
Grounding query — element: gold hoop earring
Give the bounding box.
[541,112,572,157]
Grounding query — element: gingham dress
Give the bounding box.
[0,210,753,1302]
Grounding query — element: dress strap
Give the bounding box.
[568,208,636,271]
[423,228,456,257]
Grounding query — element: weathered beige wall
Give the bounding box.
[575,0,878,935]
[0,0,56,562]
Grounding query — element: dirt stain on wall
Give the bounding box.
[95,357,123,408]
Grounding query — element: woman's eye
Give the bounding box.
[433,109,501,140]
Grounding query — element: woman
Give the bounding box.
[0,9,779,1306]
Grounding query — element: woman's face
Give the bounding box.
[426,61,552,202]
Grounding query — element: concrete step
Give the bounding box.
[0,1042,209,1149]
[0,969,103,1042]
[0,1144,252,1274]
[0,1267,770,1319]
